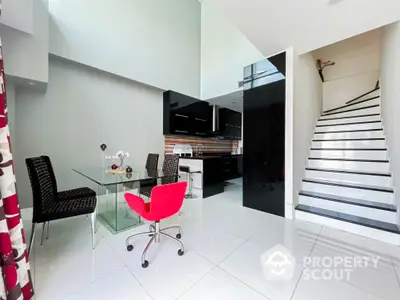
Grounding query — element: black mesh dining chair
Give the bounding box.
[145,153,159,171]
[139,154,179,197]
[25,156,97,255]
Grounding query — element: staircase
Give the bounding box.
[295,87,400,246]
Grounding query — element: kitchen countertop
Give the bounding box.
[179,154,243,160]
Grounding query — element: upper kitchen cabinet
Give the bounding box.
[219,108,242,140]
[163,91,212,137]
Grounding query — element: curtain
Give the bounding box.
[0,2,34,299]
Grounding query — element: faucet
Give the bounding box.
[196,144,204,156]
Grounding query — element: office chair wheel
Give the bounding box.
[178,249,184,256]
[127,245,134,252]
[142,260,149,268]
[176,233,182,239]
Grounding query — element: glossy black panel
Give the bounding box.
[299,190,396,212]
[243,52,286,217]
[163,91,212,136]
[295,205,400,234]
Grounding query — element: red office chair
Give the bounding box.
[124,181,187,268]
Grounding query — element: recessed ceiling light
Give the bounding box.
[327,0,345,5]
[28,82,35,86]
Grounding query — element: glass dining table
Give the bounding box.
[73,167,177,233]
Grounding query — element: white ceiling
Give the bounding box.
[206,0,400,56]
[207,90,243,112]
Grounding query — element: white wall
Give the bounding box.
[200,1,263,100]
[49,0,201,98]
[312,29,381,111]
[0,0,48,84]
[14,57,165,208]
[380,21,400,223]
[0,0,33,34]
[292,52,323,208]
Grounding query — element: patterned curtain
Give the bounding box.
[0,1,34,298]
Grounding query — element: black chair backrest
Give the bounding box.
[162,154,179,184]
[145,153,159,171]
[25,156,57,221]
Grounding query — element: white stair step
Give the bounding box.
[308,158,390,173]
[317,114,381,126]
[305,168,392,187]
[320,105,380,119]
[317,122,382,132]
[314,129,384,140]
[302,178,394,204]
[323,96,380,114]
[346,88,381,104]
[312,139,386,149]
[298,192,397,223]
[309,149,388,160]
[295,206,400,246]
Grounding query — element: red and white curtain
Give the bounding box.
[0,1,34,299]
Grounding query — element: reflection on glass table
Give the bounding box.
[73,167,177,233]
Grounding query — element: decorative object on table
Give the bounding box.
[126,166,133,173]
[116,150,130,170]
[100,143,107,169]
[111,164,118,170]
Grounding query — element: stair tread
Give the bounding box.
[295,204,400,234]
[303,178,394,193]
[316,120,381,127]
[299,190,396,211]
[310,148,387,151]
[319,113,380,122]
[315,128,383,134]
[322,104,379,117]
[323,96,380,114]
[346,87,380,104]
[313,138,384,141]
[309,157,388,163]
[305,167,391,177]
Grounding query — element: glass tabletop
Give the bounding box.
[72,167,174,186]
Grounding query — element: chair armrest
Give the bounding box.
[124,193,147,217]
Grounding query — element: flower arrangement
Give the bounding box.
[116,150,130,170]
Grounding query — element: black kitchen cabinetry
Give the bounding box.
[163,91,212,136]
[219,108,242,140]
[243,52,286,217]
[220,155,242,180]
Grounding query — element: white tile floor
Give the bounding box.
[24,181,400,300]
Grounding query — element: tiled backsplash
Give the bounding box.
[165,135,238,154]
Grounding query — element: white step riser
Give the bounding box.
[298,195,397,223]
[317,115,381,126]
[305,170,392,188]
[358,90,380,100]
[302,182,393,204]
[312,140,386,149]
[295,210,400,246]
[314,131,384,140]
[309,149,388,160]
[323,98,381,114]
[321,106,380,119]
[317,122,382,132]
[308,160,390,173]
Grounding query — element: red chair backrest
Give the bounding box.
[148,182,187,220]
